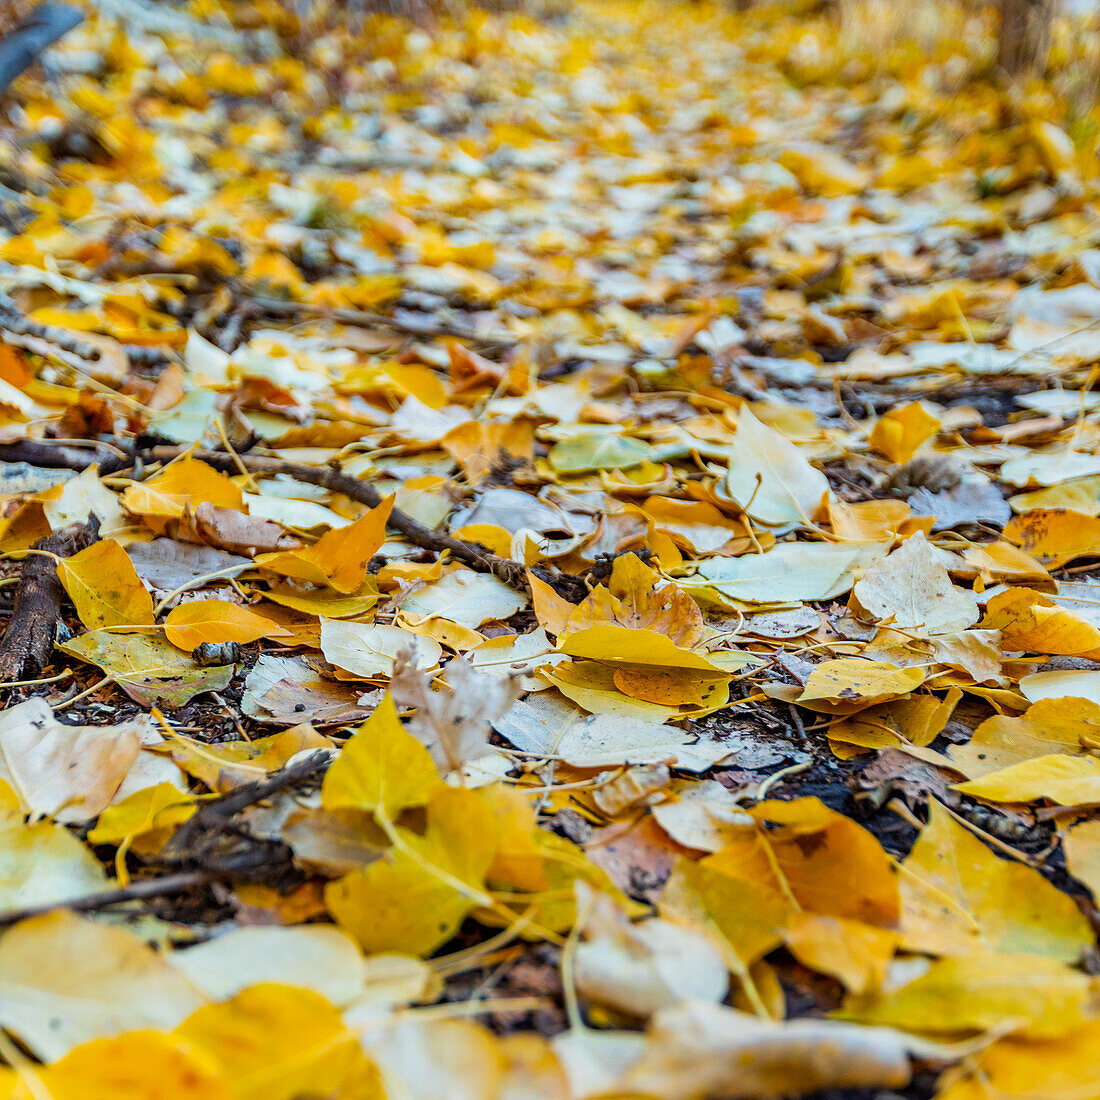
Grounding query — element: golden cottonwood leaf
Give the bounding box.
[565,553,704,647]
[982,587,1100,655]
[163,600,291,650]
[57,539,155,630]
[723,406,831,526]
[59,630,234,707]
[574,885,729,1017]
[797,659,925,713]
[121,457,244,519]
[868,402,940,464]
[826,497,929,543]
[0,698,144,824]
[618,1001,911,1100]
[783,914,897,995]
[953,753,1100,806]
[322,695,440,818]
[947,698,1100,776]
[898,802,1091,960]
[255,496,393,591]
[935,1020,1100,1100]
[829,692,959,754]
[838,953,1090,1037]
[33,1032,231,1100]
[166,727,331,793]
[1064,819,1100,903]
[708,798,900,928]
[851,532,979,635]
[660,857,789,1014]
[558,624,727,674]
[0,815,107,909]
[1004,508,1100,567]
[175,984,384,1100]
[87,783,196,855]
[326,786,498,955]
[0,911,207,1060]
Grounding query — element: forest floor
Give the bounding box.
[1,0,1100,1096]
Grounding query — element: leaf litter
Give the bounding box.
[4,0,1100,1096]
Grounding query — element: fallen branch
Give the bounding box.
[145,447,532,591]
[0,753,331,928]
[0,291,102,361]
[0,3,82,99]
[246,294,518,347]
[164,748,332,862]
[0,516,99,682]
[0,439,120,471]
[0,870,212,929]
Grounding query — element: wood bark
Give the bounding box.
[0,517,98,683]
[997,0,1054,75]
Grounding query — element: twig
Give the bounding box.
[0,870,212,928]
[0,516,99,682]
[162,749,332,864]
[0,439,119,471]
[0,291,100,361]
[0,3,83,98]
[244,294,518,347]
[144,447,532,591]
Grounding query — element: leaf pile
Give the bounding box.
[2,0,1100,1097]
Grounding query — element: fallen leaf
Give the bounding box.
[723,406,831,526]
[57,539,155,630]
[898,801,1091,960]
[851,532,979,635]
[255,496,393,591]
[0,911,206,1060]
[163,600,291,650]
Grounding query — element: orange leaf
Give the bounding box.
[255,496,394,592]
[163,601,291,651]
[121,457,244,519]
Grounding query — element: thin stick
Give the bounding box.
[144,447,532,591]
[0,870,212,928]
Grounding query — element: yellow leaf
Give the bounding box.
[867,403,940,464]
[121,457,244,519]
[936,1020,1100,1100]
[1064,819,1100,903]
[948,698,1100,776]
[783,914,897,995]
[326,786,497,955]
[850,532,979,635]
[953,753,1100,807]
[321,695,440,820]
[982,587,1100,655]
[829,692,958,754]
[163,600,291,650]
[565,553,704,648]
[723,406,830,527]
[898,802,1092,960]
[1004,508,1100,568]
[837,953,1090,1038]
[255,496,393,592]
[527,569,576,637]
[797,659,925,714]
[730,798,900,928]
[259,584,379,619]
[660,857,788,1016]
[167,727,332,793]
[175,985,384,1100]
[57,540,154,631]
[559,625,726,674]
[88,783,196,854]
[826,498,929,543]
[37,1032,231,1100]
